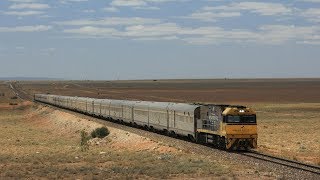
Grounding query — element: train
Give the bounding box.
[34,94,257,150]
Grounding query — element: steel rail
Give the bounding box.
[240,150,320,175]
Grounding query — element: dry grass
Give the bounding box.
[0,83,22,105]
[251,103,320,165]
[2,80,319,178]
[0,103,233,179]
[10,80,320,166]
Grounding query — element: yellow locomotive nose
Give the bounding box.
[225,124,258,150]
[222,107,258,150]
[226,125,257,135]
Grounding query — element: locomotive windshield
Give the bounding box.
[225,115,256,124]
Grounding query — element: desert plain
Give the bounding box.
[0,79,319,179]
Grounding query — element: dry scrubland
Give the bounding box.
[16,79,320,165]
[1,79,320,178]
[0,93,277,178]
[253,103,320,165]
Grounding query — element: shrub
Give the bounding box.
[80,130,90,152]
[91,127,110,138]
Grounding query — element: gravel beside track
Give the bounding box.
[243,151,320,175]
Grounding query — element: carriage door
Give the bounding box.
[168,110,175,130]
[92,100,94,114]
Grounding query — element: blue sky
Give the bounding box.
[0,0,320,80]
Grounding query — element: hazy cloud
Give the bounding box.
[183,11,241,22]
[301,8,320,23]
[60,0,88,3]
[203,2,292,16]
[8,0,38,2]
[4,10,45,16]
[55,17,162,26]
[299,0,320,2]
[9,3,50,9]
[111,0,147,7]
[103,7,119,12]
[62,21,320,45]
[0,25,52,32]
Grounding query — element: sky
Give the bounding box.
[0,0,320,80]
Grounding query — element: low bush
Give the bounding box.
[80,130,90,152]
[91,127,110,138]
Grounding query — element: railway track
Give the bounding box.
[8,82,33,101]
[241,151,320,175]
[9,82,320,178]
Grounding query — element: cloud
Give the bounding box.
[15,46,25,50]
[9,3,50,9]
[183,11,241,22]
[60,0,88,3]
[55,17,162,26]
[203,2,292,16]
[3,10,44,16]
[110,0,188,10]
[64,26,119,37]
[298,40,320,45]
[299,0,320,2]
[301,8,320,23]
[82,9,96,13]
[8,0,37,2]
[111,0,147,7]
[183,25,320,45]
[123,23,181,37]
[103,7,119,12]
[0,25,52,32]
[39,47,56,55]
[62,20,320,45]
[182,2,292,22]
[133,6,160,10]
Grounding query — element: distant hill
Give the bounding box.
[0,77,63,81]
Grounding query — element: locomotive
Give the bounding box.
[35,94,257,150]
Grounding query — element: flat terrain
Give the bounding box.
[15,78,320,103]
[1,79,320,178]
[0,96,277,178]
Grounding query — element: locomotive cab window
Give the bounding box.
[225,115,256,124]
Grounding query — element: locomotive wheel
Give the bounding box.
[169,131,177,138]
[188,134,196,142]
[219,137,226,150]
[196,133,206,144]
